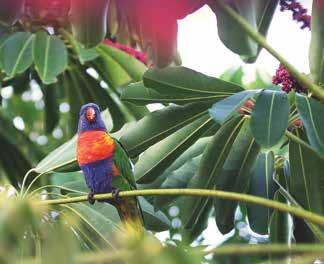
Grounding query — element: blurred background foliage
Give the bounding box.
[0,0,324,263]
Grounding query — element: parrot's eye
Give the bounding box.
[86,107,96,122]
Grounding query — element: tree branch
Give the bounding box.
[213,0,324,101]
[38,188,324,227]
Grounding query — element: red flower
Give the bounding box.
[104,39,148,65]
[272,64,305,93]
[279,0,311,29]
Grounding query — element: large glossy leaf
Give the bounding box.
[154,155,202,209]
[270,166,291,244]
[182,199,214,243]
[209,90,259,124]
[214,119,260,234]
[70,0,109,48]
[210,0,278,62]
[138,197,171,232]
[296,94,324,156]
[33,31,68,84]
[97,44,147,82]
[289,129,324,215]
[122,81,233,105]
[120,102,211,157]
[143,67,244,99]
[309,0,324,84]
[59,29,98,65]
[138,137,210,192]
[63,202,123,249]
[219,66,244,85]
[247,152,276,234]
[181,116,244,228]
[92,54,131,88]
[135,115,214,184]
[0,32,34,78]
[250,90,289,149]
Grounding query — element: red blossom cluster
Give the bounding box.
[279,0,311,29]
[272,64,305,93]
[103,39,148,65]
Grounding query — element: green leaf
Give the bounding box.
[70,0,109,48]
[0,32,34,78]
[214,119,260,234]
[269,191,291,244]
[210,0,278,62]
[143,67,244,101]
[247,152,276,234]
[122,81,234,105]
[59,29,98,64]
[120,102,211,157]
[270,166,291,244]
[135,115,214,184]
[181,116,244,228]
[139,197,171,232]
[296,94,324,156]
[97,44,147,82]
[220,66,244,85]
[289,129,324,215]
[33,31,68,84]
[182,199,214,242]
[209,90,259,124]
[64,202,123,249]
[92,54,131,88]
[250,90,289,149]
[154,155,202,209]
[309,0,324,84]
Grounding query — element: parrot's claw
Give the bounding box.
[112,188,121,202]
[88,191,95,205]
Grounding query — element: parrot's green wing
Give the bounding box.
[112,138,145,231]
[112,138,136,190]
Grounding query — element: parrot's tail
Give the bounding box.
[112,197,144,238]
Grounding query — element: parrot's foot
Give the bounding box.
[88,191,95,205]
[112,188,121,202]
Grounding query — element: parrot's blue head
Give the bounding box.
[78,103,107,133]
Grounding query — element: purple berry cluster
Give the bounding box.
[272,64,305,93]
[279,0,311,29]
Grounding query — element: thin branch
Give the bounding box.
[38,188,324,227]
[285,130,324,160]
[213,0,324,101]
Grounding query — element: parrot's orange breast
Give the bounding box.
[77,130,116,166]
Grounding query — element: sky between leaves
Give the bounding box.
[178,1,312,82]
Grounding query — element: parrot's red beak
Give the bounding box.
[86,107,96,122]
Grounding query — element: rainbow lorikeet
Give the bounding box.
[76,103,143,233]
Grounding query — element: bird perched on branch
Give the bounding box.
[76,103,143,234]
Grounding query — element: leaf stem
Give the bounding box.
[285,130,324,160]
[39,188,324,227]
[214,0,324,101]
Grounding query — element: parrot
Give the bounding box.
[76,103,143,235]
